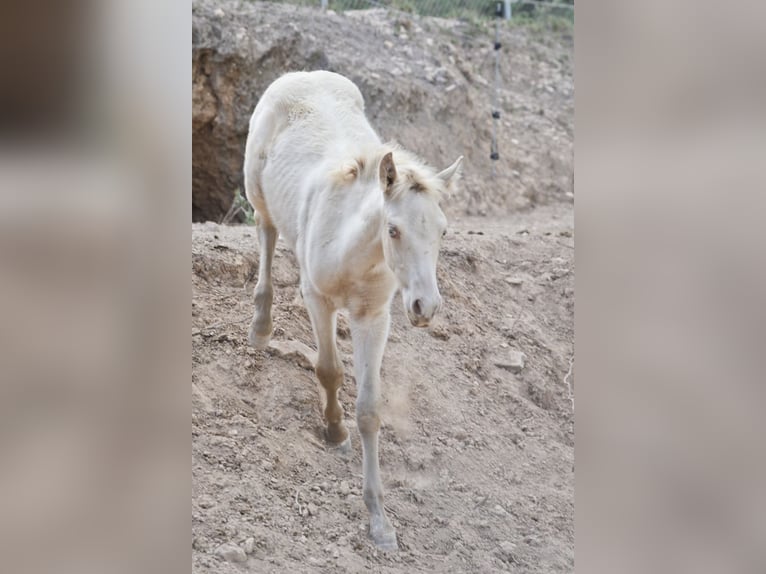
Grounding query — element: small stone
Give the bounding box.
[215,542,247,563]
[339,480,350,496]
[243,537,255,554]
[495,350,526,374]
[307,502,318,516]
[505,276,523,286]
[198,495,214,509]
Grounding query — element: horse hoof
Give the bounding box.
[247,326,271,349]
[371,530,398,552]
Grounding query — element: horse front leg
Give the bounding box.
[303,286,349,447]
[350,310,397,551]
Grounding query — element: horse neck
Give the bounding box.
[345,185,386,270]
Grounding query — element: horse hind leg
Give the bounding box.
[248,211,278,349]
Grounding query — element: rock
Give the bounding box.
[307,502,318,516]
[242,537,255,554]
[215,542,247,563]
[505,276,523,286]
[495,349,526,373]
[339,480,350,496]
[267,340,317,370]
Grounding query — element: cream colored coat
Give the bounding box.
[243,71,462,551]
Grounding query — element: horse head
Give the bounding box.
[378,149,463,327]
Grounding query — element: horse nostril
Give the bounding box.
[413,299,423,316]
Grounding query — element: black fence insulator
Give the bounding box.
[494,41,502,50]
[495,3,504,18]
[492,110,501,119]
[490,152,500,160]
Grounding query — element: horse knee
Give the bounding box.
[356,411,380,435]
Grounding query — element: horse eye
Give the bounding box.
[388,226,400,239]
[442,229,447,238]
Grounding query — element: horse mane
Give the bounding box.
[330,142,445,200]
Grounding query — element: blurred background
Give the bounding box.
[0,1,189,573]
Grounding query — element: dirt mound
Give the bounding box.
[192,0,573,221]
[192,203,574,572]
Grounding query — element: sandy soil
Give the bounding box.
[192,202,574,573]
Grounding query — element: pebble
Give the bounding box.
[215,542,247,563]
[242,537,255,554]
[505,276,524,286]
[307,502,318,516]
[495,349,526,374]
[339,480,350,496]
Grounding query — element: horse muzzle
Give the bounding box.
[405,294,442,328]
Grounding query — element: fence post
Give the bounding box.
[504,0,512,20]
[321,0,328,9]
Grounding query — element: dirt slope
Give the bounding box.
[192,203,574,573]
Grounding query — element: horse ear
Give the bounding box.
[379,152,397,195]
[436,156,464,192]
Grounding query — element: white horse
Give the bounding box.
[243,71,462,551]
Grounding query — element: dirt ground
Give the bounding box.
[192,202,574,573]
